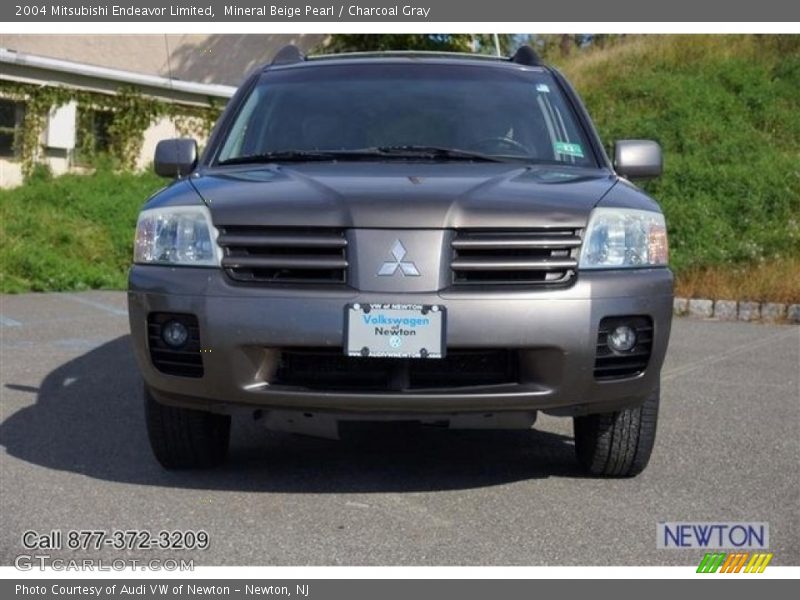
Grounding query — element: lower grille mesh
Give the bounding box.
[274,348,519,391]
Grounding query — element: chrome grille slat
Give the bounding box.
[451,257,578,271]
[217,233,348,248]
[221,256,348,269]
[452,236,582,250]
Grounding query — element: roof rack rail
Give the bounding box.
[306,50,508,62]
[272,44,305,66]
[510,45,543,67]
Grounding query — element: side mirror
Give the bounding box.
[614,140,662,180]
[154,138,198,178]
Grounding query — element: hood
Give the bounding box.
[191,162,617,229]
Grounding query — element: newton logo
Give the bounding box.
[657,521,769,549]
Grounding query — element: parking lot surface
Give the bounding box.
[1,291,798,566]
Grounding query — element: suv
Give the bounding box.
[129,45,672,477]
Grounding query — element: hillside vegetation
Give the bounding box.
[556,35,800,291]
[1,35,798,300]
[0,168,164,292]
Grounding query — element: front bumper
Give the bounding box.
[128,267,673,416]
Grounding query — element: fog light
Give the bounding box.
[162,320,189,348]
[608,325,637,352]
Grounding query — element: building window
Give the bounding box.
[76,108,113,163]
[91,110,113,153]
[0,98,25,158]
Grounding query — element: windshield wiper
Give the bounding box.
[371,145,517,163]
[218,146,521,166]
[217,150,378,166]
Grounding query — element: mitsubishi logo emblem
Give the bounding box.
[377,240,420,277]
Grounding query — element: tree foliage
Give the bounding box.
[321,34,516,55]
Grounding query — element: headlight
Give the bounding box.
[579,208,668,269]
[133,205,221,266]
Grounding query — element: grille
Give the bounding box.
[218,226,348,284]
[594,316,653,380]
[274,348,518,391]
[451,229,581,286]
[147,313,204,378]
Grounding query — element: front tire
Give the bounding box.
[144,387,231,469]
[573,387,659,477]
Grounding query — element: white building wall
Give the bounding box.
[47,155,71,176]
[2,34,327,87]
[0,159,24,187]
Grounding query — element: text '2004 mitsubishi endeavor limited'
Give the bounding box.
[129,45,672,477]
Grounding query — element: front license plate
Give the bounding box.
[345,303,445,359]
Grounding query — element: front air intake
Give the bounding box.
[451,229,581,286]
[274,348,519,391]
[218,226,348,285]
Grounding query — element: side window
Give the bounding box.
[0,98,25,159]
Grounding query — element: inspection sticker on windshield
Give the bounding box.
[345,303,445,359]
[554,141,584,158]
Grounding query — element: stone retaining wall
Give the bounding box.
[673,298,800,323]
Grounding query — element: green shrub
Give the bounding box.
[25,162,54,184]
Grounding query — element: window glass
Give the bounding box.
[0,99,24,158]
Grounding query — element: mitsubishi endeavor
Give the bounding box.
[129,45,672,477]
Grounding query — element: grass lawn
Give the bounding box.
[0,168,164,293]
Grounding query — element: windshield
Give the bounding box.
[216,63,596,167]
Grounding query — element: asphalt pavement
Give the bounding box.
[1,291,798,566]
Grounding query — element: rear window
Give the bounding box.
[216,63,596,166]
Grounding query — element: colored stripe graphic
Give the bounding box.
[719,553,737,573]
[744,553,773,573]
[722,553,740,573]
[745,554,760,573]
[723,553,748,573]
[758,554,773,573]
[697,553,726,573]
[709,553,726,573]
[698,552,773,573]
[733,552,749,573]
[696,554,712,573]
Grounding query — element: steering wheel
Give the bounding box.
[469,136,530,155]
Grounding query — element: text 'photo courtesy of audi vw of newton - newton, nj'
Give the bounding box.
[128,44,672,477]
